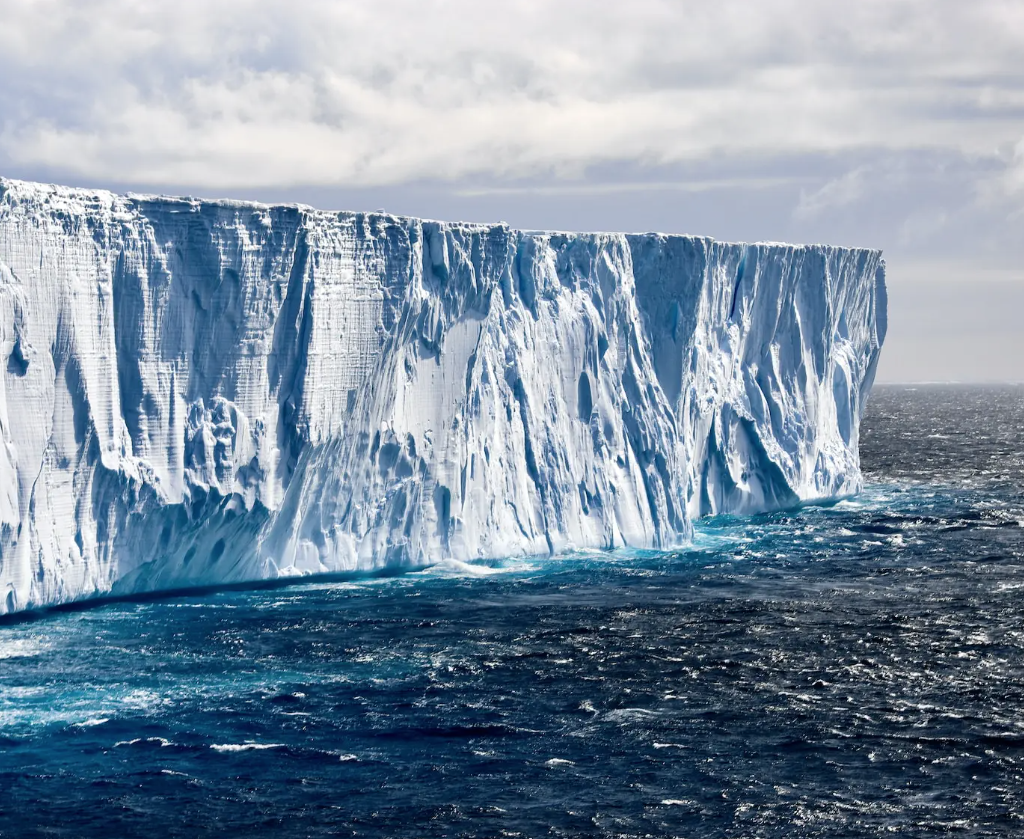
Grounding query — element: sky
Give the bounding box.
[1,0,1022,382]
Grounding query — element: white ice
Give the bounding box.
[0,177,886,614]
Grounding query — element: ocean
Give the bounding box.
[1,385,1022,838]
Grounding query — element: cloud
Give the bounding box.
[972,134,1024,217]
[898,209,950,247]
[455,176,809,198]
[1003,136,1024,195]
[0,0,1022,188]
[793,167,871,220]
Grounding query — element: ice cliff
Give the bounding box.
[0,177,886,614]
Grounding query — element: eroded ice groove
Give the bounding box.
[0,177,886,614]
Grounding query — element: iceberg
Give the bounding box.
[0,177,886,614]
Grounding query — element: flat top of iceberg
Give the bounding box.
[0,175,882,255]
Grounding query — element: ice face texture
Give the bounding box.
[0,178,886,614]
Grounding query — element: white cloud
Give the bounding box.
[454,176,810,198]
[898,209,950,247]
[972,135,1024,215]
[1003,137,1024,195]
[794,167,871,220]
[0,0,1022,188]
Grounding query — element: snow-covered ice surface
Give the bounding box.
[0,177,886,614]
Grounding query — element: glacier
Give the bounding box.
[0,177,887,615]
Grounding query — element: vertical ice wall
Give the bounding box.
[0,177,886,614]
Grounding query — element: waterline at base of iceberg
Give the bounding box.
[3,385,1024,839]
[0,177,885,613]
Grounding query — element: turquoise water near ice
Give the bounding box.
[1,386,1023,837]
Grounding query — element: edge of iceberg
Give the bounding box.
[0,176,886,614]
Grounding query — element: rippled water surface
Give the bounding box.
[2,385,1024,838]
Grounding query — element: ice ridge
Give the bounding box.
[0,177,886,614]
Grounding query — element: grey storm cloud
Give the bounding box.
[0,0,1022,189]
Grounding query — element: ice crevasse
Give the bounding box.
[0,177,887,614]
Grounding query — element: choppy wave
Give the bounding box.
[1,385,1023,837]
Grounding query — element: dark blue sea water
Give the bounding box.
[2,385,1023,838]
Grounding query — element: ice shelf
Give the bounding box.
[0,177,886,614]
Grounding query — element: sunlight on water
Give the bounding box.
[2,386,1024,838]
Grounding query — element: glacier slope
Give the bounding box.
[0,177,886,614]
